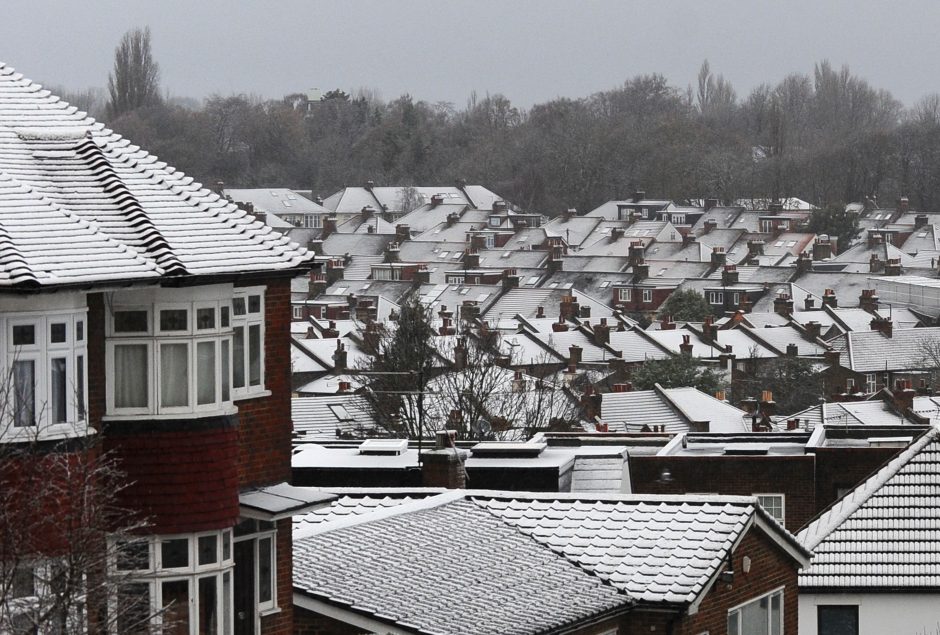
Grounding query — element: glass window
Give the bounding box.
[160,343,190,408]
[12,324,35,346]
[114,310,149,333]
[248,295,261,314]
[12,360,35,427]
[160,309,189,332]
[51,357,67,423]
[198,576,218,634]
[197,341,216,405]
[756,494,785,524]
[220,340,230,403]
[248,325,261,387]
[76,320,84,342]
[232,297,246,316]
[258,536,273,605]
[116,539,151,571]
[77,355,86,419]
[198,535,218,566]
[222,531,231,561]
[50,322,67,344]
[196,308,216,330]
[233,327,245,389]
[220,306,230,329]
[117,582,151,635]
[162,579,190,633]
[817,605,858,635]
[162,538,189,569]
[114,344,148,409]
[728,589,783,635]
[222,572,232,634]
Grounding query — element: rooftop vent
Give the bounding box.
[358,439,409,456]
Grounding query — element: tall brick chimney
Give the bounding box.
[711,246,726,267]
[332,340,347,370]
[422,430,468,488]
[680,334,693,356]
[722,264,739,286]
[773,293,794,317]
[322,214,338,238]
[859,289,880,313]
[870,316,893,337]
[593,318,610,346]
[580,386,602,421]
[821,288,838,308]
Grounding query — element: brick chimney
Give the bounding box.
[633,190,646,203]
[758,390,776,420]
[411,266,431,285]
[804,295,816,311]
[823,349,842,367]
[307,239,324,255]
[395,224,411,243]
[813,236,833,260]
[593,318,610,346]
[552,315,569,332]
[634,260,650,280]
[332,340,347,370]
[898,196,910,214]
[454,337,468,370]
[322,321,340,339]
[463,248,480,269]
[821,288,838,308]
[536,305,545,319]
[796,252,812,275]
[680,334,694,356]
[660,315,676,330]
[580,386,603,420]
[892,379,916,414]
[711,246,726,267]
[559,295,580,320]
[326,258,345,284]
[322,214,338,238]
[803,321,821,340]
[384,241,400,263]
[569,345,583,367]
[885,257,902,276]
[705,198,719,211]
[611,382,633,393]
[628,241,645,267]
[422,430,469,488]
[702,316,715,341]
[747,239,765,257]
[722,264,739,286]
[460,301,480,324]
[502,269,520,290]
[786,343,799,357]
[858,289,879,313]
[871,316,893,337]
[915,214,929,229]
[308,271,327,299]
[773,293,794,317]
[438,305,455,336]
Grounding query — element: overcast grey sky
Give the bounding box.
[3,0,940,108]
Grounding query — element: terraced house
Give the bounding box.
[0,63,329,634]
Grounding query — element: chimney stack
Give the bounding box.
[803,321,821,340]
[322,214,338,238]
[822,288,838,308]
[332,341,347,370]
[915,214,929,229]
[705,198,719,211]
[711,246,726,267]
[870,316,893,338]
[679,334,693,356]
[593,318,610,346]
[859,289,880,313]
[722,264,739,286]
[421,430,469,489]
[579,386,603,420]
[773,293,794,317]
[885,257,902,276]
[804,295,816,311]
[395,224,411,243]
[812,236,833,261]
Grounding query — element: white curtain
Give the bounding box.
[196,341,215,405]
[160,343,189,408]
[114,344,148,409]
[51,357,67,423]
[12,359,35,427]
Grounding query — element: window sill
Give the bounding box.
[259,606,281,617]
[102,404,238,422]
[0,422,94,444]
[233,389,272,402]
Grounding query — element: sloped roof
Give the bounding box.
[291,394,379,441]
[834,327,940,372]
[294,496,628,635]
[798,427,940,590]
[0,63,307,288]
[224,188,330,215]
[294,490,808,634]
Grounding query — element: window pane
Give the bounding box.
[222,531,231,561]
[198,576,218,635]
[220,306,230,328]
[741,595,771,635]
[817,605,858,635]
[51,357,67,423]
[160,309,189,332]
[116,539,150,571]
[232,297,246,316]
[233,327,245,389]
[12,360,35,427]
[728,611,739,635]
[117,582,151,635]
[248,325,261,387]
[198,535,217,565]
[76,320,84,342]
[771,592,782,635]
[222,572,231,635]
[114,310,149,333]
[248,295,261,313]
[77,355,86,419]
[12,324,35,346]
[115,345,148,409]
[196,308,216,330]
[162,579,190,635]
[161,538,189,569]
[160,344,189,408]
[221,340,230,402]
[258,537,273,604]
[50,322,67,343]
[197,341,216,405]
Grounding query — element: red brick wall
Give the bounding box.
[630,455,816,533]
[259,518,295,635]
[295,607,368,635]
[236,277,293,488]
[812,446,900,515]
[103,424,240,534]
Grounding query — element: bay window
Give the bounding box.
[112,529,234,635]
[1,306,88,439]
[106,285,266,417]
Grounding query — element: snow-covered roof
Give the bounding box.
[0,63,308,288]
[293,489,809,634]
[798,427,940,590]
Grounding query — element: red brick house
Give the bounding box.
[0,62,332,634]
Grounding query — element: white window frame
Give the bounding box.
[234,520,279,617]
[727,586,784,635]
[106,287,239,418]
[754,493,785,525]
[618,288,632,302]
[2,308,89,441]
[642,289,653,303]
[292,306,304,320]
[733,292,741,306]
[232,288,266,400]
[110,530,234,635]
[709,291,724,304]
[865,373,877,393]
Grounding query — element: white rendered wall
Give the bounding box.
[800,593,940,635]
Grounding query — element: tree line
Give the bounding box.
[63,28,940,215]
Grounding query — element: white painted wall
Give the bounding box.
[800,593,940,635]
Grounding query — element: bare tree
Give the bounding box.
[107,27,162,119]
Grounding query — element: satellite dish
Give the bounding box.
[471,418,492,438]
